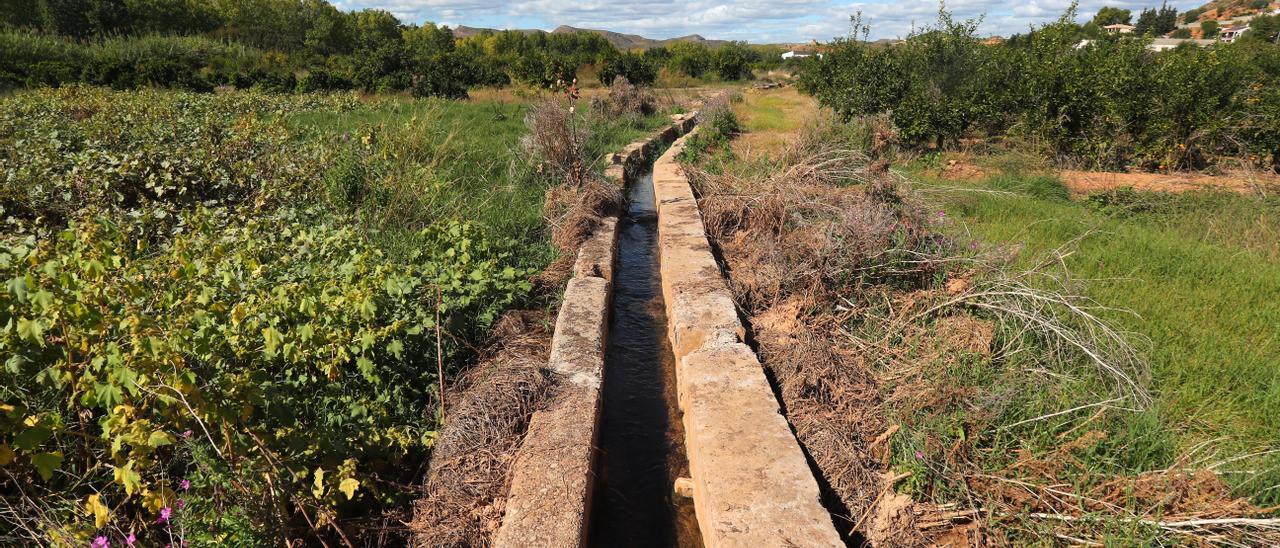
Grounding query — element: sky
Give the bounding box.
[331,0,1206,44]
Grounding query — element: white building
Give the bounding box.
[1220,24,1250,43]
[781,50,822,60]
[1103,23,1136,34]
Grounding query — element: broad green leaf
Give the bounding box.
[13,425,52,451]
[15,318,42,343]
[5,276,27,302]
[146,431,173,448]
[31,452,63,481]
[356,357,374,377]
[263,327,283,357]
[113,462,142,495]
[95,383,123,408]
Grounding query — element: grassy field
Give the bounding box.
[710,87,1280,545]
[284,95,667,263]
[730,90,1280,493]
[916,169,1280,501]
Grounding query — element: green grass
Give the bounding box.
[920,170,1280,502]
[285,96,671,268]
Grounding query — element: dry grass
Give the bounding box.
[522,96,591,187]
[591,76,658,119]
[409,311,554,547]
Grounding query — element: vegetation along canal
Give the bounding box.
[589,171,701,546]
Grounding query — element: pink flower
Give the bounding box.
[176,499,186,509]
[179,479,191,491]
[91,536,109,548]
[914,451,924,460]
[157,506,172,524]
[125,534,136,547]
[182,430,193,439]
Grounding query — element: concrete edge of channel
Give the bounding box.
[492,112,698,548]
[652,129,845,547]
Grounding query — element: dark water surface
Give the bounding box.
[588,172,701,547]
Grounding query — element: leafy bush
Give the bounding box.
[0,87,353,235]
[0,208,532,544]
[711,41,755,81]
[668,42,712,78]
[0,86,540,545]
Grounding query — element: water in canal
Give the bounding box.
[588,171,701,547]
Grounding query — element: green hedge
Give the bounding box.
[799,10,1280,171]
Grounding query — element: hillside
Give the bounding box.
[1182,0,1279,23]
[450,24,728,49]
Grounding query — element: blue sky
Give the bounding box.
[332,0,1205,43]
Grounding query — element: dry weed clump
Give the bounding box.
[410,311,555,547]
[688,116,1277,546]
[522,94,589,186]
[591,76,657,119]
[539,176,622,288]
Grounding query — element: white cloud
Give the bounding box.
[338,0,1206,43]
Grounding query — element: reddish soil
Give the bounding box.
[1060,169,1280,195]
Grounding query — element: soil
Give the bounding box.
[928,154,1280,195]
[1059,169,1280,195]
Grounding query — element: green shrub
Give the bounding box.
[0,208,532,544]
[800,7,1280,171]
[0,86,541,545]
[599,51,657,86]
[711,41,754,81]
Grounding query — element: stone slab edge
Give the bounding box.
[493,112,699,548]
[651,131,844,547]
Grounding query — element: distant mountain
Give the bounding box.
[450,24,729,50]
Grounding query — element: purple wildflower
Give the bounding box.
[176,499,186,509]
[157,506,172,524]
[182,430,193,439]
[91,536,109,548]
[179,479,190,491]
[915,451,924,460]
[125,534,136,547]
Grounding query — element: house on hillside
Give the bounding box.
[1104,24,1136,34]
[1220,24,1250,43]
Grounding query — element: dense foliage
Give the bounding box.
[1,0,768,96]
[0,87,538,544]
[800,9,1280,171]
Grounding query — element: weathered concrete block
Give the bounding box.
[494,277,609,548]
[682,343,843,547]
[547,277,610,388]
[573,217,619,283]
[647,122,842,546]
[493,384,601,548]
